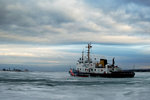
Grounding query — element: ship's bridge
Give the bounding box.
[78,57,93,64]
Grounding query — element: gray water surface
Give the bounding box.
[0,72,150,100]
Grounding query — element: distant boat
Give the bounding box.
[69,43,135,78]
[1,68,29,72]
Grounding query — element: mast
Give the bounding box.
[86,43,92,63]
[112,57,115,66]
[82,49,84,63]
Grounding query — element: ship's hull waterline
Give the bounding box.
[69,70,135,78]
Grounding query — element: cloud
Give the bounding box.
[0,0,150,45]
[0,0,150,68]
[0,44,81,66]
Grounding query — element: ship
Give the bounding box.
[69,43,135,78]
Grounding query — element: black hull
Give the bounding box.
[69,70,135,78]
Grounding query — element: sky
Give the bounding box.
[0,0,150,70]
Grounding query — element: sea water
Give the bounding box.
[0,71,150,100]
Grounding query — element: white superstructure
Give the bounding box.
[76,43,121,74]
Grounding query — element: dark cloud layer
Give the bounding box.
[0,0,73,29]
[0,0,150,45]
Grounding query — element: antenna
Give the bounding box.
[112,57,115,66]
[82,49,84,61]
[86,43,92,63]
